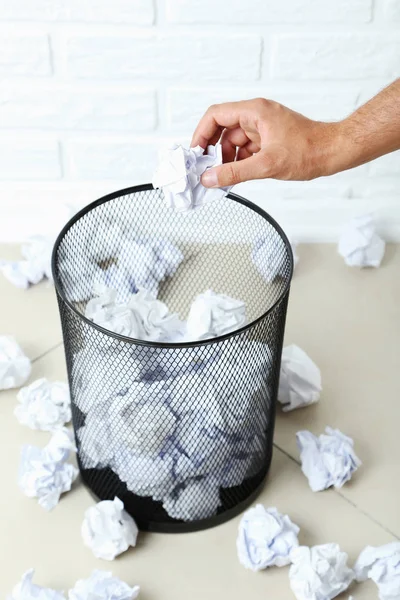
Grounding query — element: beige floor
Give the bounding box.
[0,243,399,599]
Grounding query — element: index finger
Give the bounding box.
[191,101,248,149]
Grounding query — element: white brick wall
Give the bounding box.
[0,0,399,242]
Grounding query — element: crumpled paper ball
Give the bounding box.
[14,378,71,431]
[297,427,361,492]
[278,344,322,412]
[252,234,291,283]
[0,335,31,391]
[85,285,184,342]
[354,542,400,600]
[186,289,247,341]
[289,544,355,600]
[82,497,138,561]
[116,238,184,297]
[163,477,221,521]
[152,143,231,212]
[18,428,78,511]
[237,504,300,571]
[0,235,54,289]
[8,569,65,600]
[338,214,385,268]
[77,413,114,470]
[68,570,140,600]
[112,446,175,500]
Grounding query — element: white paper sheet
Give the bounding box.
[0,235,54,289]
[85,285,185,342]
[278,344,322,412]
[289,544,354,600]
[18,428,78,510]
[186,289,246,341]
[152,143,231,212]
[0,335,31,391]
[297,427,361,492]
[15,378,71,431]
[8,569,66,600]
[68,570,140,600]
[82,497,138,561]
[338,214,385,268]
[237,504,300,571]
[354,542,400,600]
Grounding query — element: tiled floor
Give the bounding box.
[1,243,399,599]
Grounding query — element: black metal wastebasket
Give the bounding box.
[52,184,293,532]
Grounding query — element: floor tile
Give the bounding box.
[0,244,62,361]
[0,343,395,599]
[275,244,400,537]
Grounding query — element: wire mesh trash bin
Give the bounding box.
[52,184,293,533]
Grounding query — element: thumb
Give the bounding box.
[201,153,269,188]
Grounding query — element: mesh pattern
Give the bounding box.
[53,185,292,532]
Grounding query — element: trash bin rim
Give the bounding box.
[52,183,293,349]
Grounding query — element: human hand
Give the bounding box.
[191,98,341,187]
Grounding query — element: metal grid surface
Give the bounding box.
[52,185,293,532]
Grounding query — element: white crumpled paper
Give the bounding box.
[186,289,246,341]
[68,570,140,600]
[354,542,400,600]
[163,477,221,521]
[338,214,385,268]
[278,344,322,412]
[8,569,66,600]
[0,235,54,289]
[82,497,138,561]
[297,427,361,492]
[18,428,78,510]
[15,378,71,430]
[252,234,293,283]
[289,544,355,600]
[0,335,31,391]
[85,285,184,342]
[237,504,300,571]
[152,143,231,212]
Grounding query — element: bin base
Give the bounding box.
[79,449,273,533]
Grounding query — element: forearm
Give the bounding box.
[328,79,400,175]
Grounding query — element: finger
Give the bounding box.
[191,101,250,149]
[220,127,250,163]
[201,150,270,188]
[237,141,259,161]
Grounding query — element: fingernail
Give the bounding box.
[201,168,218,188]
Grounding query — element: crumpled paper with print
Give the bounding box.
[85,285,184,342]
[0,335,31,390]
[15,378,71,431]
[338,214,385,268]
[18,428,78,510]
[152,143,231,212]
[0,235,54,289]
[68,570,139,600]
[237,504,300,571]
[82,497,138,561]
[186,289,246,341]
[278,344,322,412]
[7,569,65,600]
[289,544,355,600]
[297,427,361,492]
[354,542,400,600]
[109,383,176,455]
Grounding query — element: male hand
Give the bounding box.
[191,98,340,188]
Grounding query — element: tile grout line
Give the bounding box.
[31,340,63,364]
[273,442,400,541]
